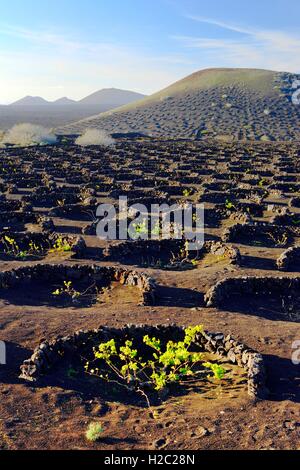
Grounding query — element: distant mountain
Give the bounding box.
[78,88,145,106]
[57,68,300,141]
[11,96,50,106]
[10,88,146,107]
[0,88,147,130]
[52,97,77,105]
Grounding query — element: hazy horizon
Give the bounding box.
[1,87,146,106]
[0,0,300,104]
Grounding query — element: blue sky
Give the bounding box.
[0,0,300,103]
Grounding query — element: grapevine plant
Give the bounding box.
[85,325,225,407]
[52,280,99,306]
[49,237,72,253]
[1,235,72,260]
[1,235,44,259]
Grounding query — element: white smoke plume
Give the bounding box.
[1,123,57,147]
[75,129,115,147]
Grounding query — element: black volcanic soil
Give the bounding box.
[0,139,299,450]
[58,69,300,142]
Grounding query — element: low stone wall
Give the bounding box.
[103,239,241,266]
[0,200,22,212]
[37,216,55,232]
[205,241,241,265]
[51,234,87,257]
[19,324,267,399]
[269,182,300,193]
[23,191,79,207]
[109,188,167,200]
[222,222,291,246]
[49,203,95,219]
[228,211,251,224]
[82,222,97,235]
[0,263,156,305]
[276,246,300,271]
[267,204,289,215]
[127,197,172,211]
[289,197,300,208]
[199,191,231,204]
[214,201,264,218]
[204,275,300,308]
[103,239,186,261]
[0,231,86,258]
[203,182,233,191]
[0,211,38,225]
[270,212,300,227]
[231,188,265,203]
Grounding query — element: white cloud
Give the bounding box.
[0,23,193,103]
[180,16,300,72]
[185,15,253,35]
[1,17,300,104]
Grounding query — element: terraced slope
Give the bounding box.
[57,68,300,141]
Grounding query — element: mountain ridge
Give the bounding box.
[9,88,146,107]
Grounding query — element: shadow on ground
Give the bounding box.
[264,353,300,404]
